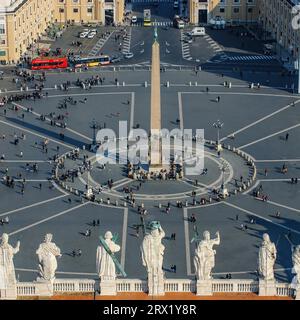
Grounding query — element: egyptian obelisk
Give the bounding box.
[149,27,162,172]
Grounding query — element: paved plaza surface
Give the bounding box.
[1,21,300,285]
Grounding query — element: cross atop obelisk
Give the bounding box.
[149,26,162,171]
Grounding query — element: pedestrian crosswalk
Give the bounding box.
[89,32,113,56]
[131,21,173,27]
[203,34,224,53]
[227,55,276,62]
[181,30,192,61]
[122,29,132,54]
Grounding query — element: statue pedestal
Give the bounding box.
[148,279,165,296]
[259,279,276,296]
[100,278,117,296]
[35,278,54,296]
[295,288,300,300]
[196,280,213,296]
[0,285,17,300]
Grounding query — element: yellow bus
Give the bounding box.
[144,9,151,27]
[71,55,111,68]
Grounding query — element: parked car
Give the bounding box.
[79,31,89,38]
[190,27,206,36]
[87,32,96,39]
[131,16,137,24]
[184,37,193,44]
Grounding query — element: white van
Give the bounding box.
[191,27,206,36]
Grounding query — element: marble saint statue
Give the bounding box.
[96,231,120,280]
[194,231,220,280]
[141,221,165,295]
[0,233,20,289]
[291,245,300,287]
[258,233,277,281]
[36,234,61,282]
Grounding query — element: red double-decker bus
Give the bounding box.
[31,57,68,70]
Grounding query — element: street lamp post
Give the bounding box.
[213,120,224,151]
[298,49,300,94]
[90,119,101,150]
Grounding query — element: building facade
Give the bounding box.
[0,0,55,64]
[53,0,124,27]
[258,0,300,61]
[0,0,124,64]
[189,0,259,25]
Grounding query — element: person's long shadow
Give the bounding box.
[4,116,86,149]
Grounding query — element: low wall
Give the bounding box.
[11,278,295,299]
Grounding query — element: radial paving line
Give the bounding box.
[121,208,128,268]
[0,119,74,149]
[263,200,300,214]
[183,208,192,276]
[8,202,89,236]
[238,123,300,149]
[0,194,68,217]
[224,202,300,235]
[220,100,300,142]
[130,92,135,130]
[255,159,300,163]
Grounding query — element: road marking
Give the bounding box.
[265,200,300,214]
[183,208,192,276]
[121,208,128,269]
[238,123,300,149]
[130,92,135,130]
[0,194,68,217]
[178,92,184,130]
[89,31,115,56]
[220,100,300,142]
[0,119,74,150]
[14,100,92,141]
[8,202,89,236]
[224,202,300,235]
[259,179,293,182]
[180,91,299,99]
[47,91,133,99]
[0,160,50,163]
[255,159,300,163]
[242,180,260,195]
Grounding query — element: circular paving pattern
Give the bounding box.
[1,69,300,283]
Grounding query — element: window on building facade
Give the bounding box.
[0,22,5,35]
